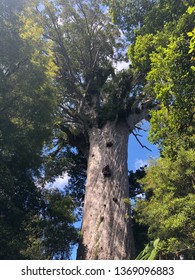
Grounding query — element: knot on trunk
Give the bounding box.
[102,165,111,177]
[106,141,113,148]
[113,197,118,204]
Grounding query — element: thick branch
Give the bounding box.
[127,98,158,130]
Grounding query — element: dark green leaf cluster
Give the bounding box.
[0,0,78,260]
[108,0,195,41]
[128,167,149,257]
[43,141,86,205]
[22,189,79,260]
[98,70,134,126]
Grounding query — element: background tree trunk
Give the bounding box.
[77,120,135,260]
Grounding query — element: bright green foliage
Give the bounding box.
[125,1,195,259]
[125,4,195,163]
[187,26,195,53]
[187,6,195,52]
[147,31,195,156]
[136,238,160,260]
[135,149,195,259]
[187,6,195,71]
[149,107,194,158]
[128,2,195,157]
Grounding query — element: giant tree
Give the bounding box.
[20,0,160,260]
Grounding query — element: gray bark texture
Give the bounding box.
[77,120,135,260]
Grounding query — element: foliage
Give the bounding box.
[0,165,42,259]
[0,0,77,259]
[187,6,195,71]
[106,0,195,41]
[125,0,195,259]
[187,6,195,51]
[106,0,156,41]
[22,188,79,260]
[128,167,149,257]
[127,1,195,157]
[0,0,56,179]
[135,148,195,259]
[129,166,146,199]
[136,238,160,260]
[0,0,42,260]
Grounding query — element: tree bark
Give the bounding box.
[77,120,135,260]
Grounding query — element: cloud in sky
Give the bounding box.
[134,159,148,170]
[46,172,70,191]
[115,60,130,71]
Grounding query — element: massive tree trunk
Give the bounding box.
[77,120,135,260]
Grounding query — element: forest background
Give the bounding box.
[0,0,194,260]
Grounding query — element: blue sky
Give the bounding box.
[128,121,159,171]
